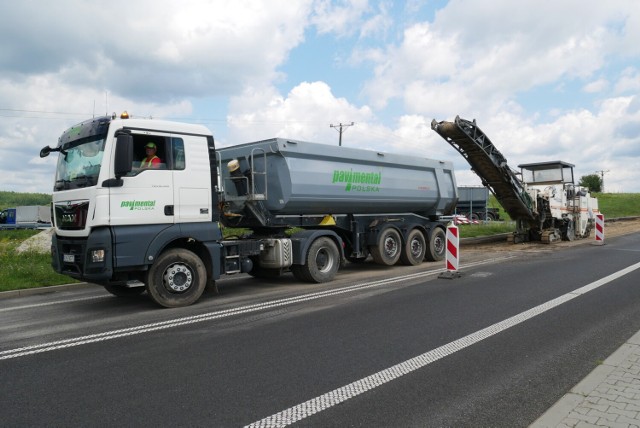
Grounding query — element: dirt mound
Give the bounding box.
[16,228,54,254]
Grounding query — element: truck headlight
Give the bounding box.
[91,249,105,263]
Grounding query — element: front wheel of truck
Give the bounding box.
[146,248,207,308]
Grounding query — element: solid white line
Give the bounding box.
[245,260,640,428]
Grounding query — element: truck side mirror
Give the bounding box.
[40,146,51,158]
[114,133,133,178]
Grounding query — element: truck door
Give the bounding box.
[170,134,213,223]
[108,132,174,226]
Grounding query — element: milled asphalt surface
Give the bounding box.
[3,231,640,427]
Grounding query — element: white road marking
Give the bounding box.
[245,260,640,428]
[0,257,509,360]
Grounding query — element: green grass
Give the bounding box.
[488,192,638,221]
[457,221,516,238]
[0,230,77,292]
[592,193,640,218]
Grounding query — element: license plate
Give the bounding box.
[63,254,75,263]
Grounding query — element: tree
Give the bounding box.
[579,174,602,193]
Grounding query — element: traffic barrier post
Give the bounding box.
[439,223,462,279]
[594,213,605,245]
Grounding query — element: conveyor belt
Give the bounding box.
[431,116,536,222]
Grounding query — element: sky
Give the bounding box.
[1,0,639,194]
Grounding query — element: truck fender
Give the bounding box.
[144,224,186,264]
[144,223,223,270]
[289,229,345,266]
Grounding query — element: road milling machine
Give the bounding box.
[432,116,599,244]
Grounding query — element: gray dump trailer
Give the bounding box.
[217,138,457,279]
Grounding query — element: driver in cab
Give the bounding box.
[141,142,162,168]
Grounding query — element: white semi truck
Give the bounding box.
[40,113,458,307]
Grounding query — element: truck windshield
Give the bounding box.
[54,136,106,190]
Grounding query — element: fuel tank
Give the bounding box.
[217,138,457,218]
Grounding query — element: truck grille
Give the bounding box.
[54,200,89,230]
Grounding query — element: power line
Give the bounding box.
[330,122,354,146]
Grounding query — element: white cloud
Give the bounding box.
[359,0,635,119]
[311,0,370,37]
[227,81,374,144]
[583,78,610,93]
[0,0,315,193]
[615,67,640,94]
[0,0,312,101]
[2,0,640,196]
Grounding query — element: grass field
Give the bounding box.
[1,193,638,292]
[0,230,77,292]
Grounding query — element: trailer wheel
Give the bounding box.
[425,228,446,261]
[104,284,145,297]
[146,248,207,308]
[400,229,426,266]
[370,227,402,266]
[291,237,340,283]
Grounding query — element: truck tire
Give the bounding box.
[370,227,402,266]
[104,284,145,297]
[145,248,207,308]
[400,229,426,266]
[291,237,340,283]
[425,228,446,262]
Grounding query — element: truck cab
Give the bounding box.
[40,114,224,306]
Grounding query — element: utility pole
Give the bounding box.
[595,169,610,192]
[330,122,354,146]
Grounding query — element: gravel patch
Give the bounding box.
[15,228,54,254]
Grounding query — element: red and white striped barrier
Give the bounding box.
[439,224,462,278]
[453,215,480,225]
[595,213,605,245]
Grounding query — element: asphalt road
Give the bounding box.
[2,232,640,427]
